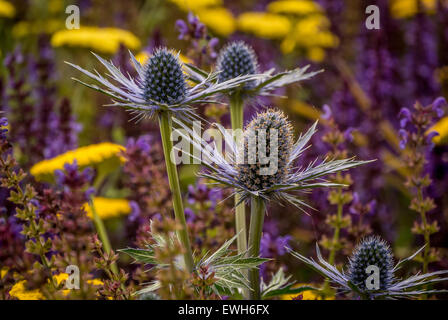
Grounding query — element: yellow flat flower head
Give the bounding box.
[83,197,131,220]
[51,27,141,54]
[390,0,436,19]
[196,7,236,36]
[9,280,45,300]
[168,0,222,11]
[267,0,322,16]
[0,0,15,18]
[237,12,291,39]
[30,142,126,181]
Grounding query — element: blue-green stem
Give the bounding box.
[230,93,247,257]
[158,111,195,273]
[248,196,266,300]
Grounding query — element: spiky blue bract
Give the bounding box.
[216,41,258,89]
[348,236,394,291]
[237,109,293,191]
[143,48,187,105]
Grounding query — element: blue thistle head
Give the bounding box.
[142,48,187,105]
[348,236,394,291]
[216,41,258,89]
[237,109,294,191]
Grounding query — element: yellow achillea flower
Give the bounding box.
[267,0,322,15]
[428,117,448,145]
[281,284,334,300]
[9,281,45,300]
[390,0,437,19]
[0,0,15,18]
[196,7,236,36]
[30,142,125,180]
[51,27,141,54]
[135,51,193,66]
[1,267,8,279]
[237,12,291,39]
[168,0,222,11]
[83,197,131,220]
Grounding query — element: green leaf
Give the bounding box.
[262,285,317,299]
[118,248,157,265]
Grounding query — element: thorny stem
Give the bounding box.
[158,111,195,273]
[247,196,266,300]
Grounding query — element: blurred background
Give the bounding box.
[1,0,448,299]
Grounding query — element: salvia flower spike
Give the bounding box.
[288,236,448,299]
[65,47,263,123]
[173,108,372,209]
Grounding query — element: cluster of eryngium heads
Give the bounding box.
[67,41,446,299]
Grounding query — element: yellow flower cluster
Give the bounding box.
[135,51,192,66]
[0,0,15,18]
[281,283,335,300]
[51,27,141,54]
[9,275,104,300]
[9,280,45,300]
[84,197,131,220]
[235,1,338,62]
[168,0,235,36]
[267,0,322,15]
[237,12,291,39]
[429,117,448,145]
[390,0,437,19]
[30,142,126,180]
[12,19,64,38]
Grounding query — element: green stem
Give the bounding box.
[89,197,118,275]
[247,196,266,300]
[417,188,430,274]
[158,112,194,273]
[230,93,247,256]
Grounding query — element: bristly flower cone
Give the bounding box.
[237,109,294,191]
[348,236,394,291]
[216,41,258,90]
[143,48,187,105]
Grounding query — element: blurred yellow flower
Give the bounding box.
[390,0,437,19]
[281,284,333,300]
[30,142,125,180]
[196,7,236,36]
[168,0,222,11]
[307,46,326,62]
[51,27,141,54]
[12,20,64,38]
[267,0,322,15]
[0,0,15,18]
[84,197,131,220]
[9,281,44,300]
[135,51,193,66]
[428,117,448,145]
[1,267,8,279]
[237,12,291,39]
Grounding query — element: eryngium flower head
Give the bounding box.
[67,48,262,123]
[143,48,187,105]
[174,107,371,207]
[289,237,448,299]
[237,109,293,191]
[216,41,258,89]
[348,236,394,291]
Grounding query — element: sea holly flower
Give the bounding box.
[175,109,371,208]
[66,47,261,123]
[289,236,448,299]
